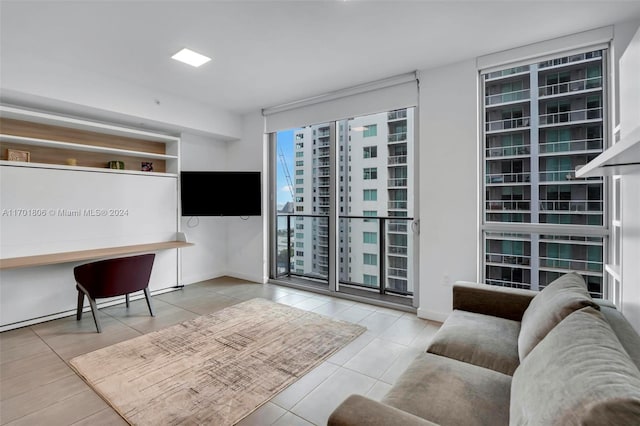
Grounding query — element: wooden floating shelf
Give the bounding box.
[0,134,178,160]
[0,160,178,177]
[0,241,194,270]
[0,105,179,143]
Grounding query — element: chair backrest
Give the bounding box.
[74,253,155,298]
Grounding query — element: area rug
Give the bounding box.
[69,297,366,425]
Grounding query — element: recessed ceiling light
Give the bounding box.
[171,48,211,67]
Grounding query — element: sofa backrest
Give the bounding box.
[511,307,640,425]
[517,272,599,360]
[598,304,640,370]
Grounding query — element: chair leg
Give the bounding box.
[88,297,102,333]
[125,293,130,308]
[76,290,85,320]
[143,287,155,317]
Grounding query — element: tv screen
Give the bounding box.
[180,171,261,216]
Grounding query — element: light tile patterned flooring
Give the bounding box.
[0,277,441,426]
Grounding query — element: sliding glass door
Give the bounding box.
[271,108,416,304]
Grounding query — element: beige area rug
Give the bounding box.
[70,298,366,425]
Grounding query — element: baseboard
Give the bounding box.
[417,307,450,323]
[224,271,266,284]
[0,286,180,332]
[182,272,266,286]
[181,271,227,286]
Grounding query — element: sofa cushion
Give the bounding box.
[383,352,511,426]
[427,310,520,375]
[511,307,640,425]
[328,395,438,426]
[518,272,598,360]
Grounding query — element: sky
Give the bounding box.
[276,129,295,209]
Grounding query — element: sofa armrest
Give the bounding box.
[328,395,438,426]
[453,281,538,321]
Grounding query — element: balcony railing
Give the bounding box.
[538,76,602,97]
[388,222,408,233]
[485,252,531,266]
[275,214,414,297]
[388,178,408,187]
[388,110,408,121]
[539,200,603,213]
[538,51,602,69]
[486,201,531,211]
[539,138,603,154]
[387,267,408,278]
[538,169,575,182]
[388,200,408,210]
[485,278,531,290]
[486,144,530,158]
[539,107,602,125]
[388,132,407,143]
[486,116,530,132]
[539,256,602,272]
[485,66,530,80]
[486,172,530,184]
[485,88,530,105]
[388,155,407,165]
[388,244,408,255]
[317,148,330,158]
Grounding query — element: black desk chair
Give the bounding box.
[74,253,155,333]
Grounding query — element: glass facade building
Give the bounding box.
[283,108,415,296]
[483,50,606,297]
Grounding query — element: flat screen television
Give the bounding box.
[180,171,261,216]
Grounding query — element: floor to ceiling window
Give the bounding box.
[270,109,416,306]
[266,72,419,307]
[481,48,608,298]
[339,109,415,298]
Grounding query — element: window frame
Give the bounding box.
[479,44,611,296]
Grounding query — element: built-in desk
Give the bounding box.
[0,241,194,270]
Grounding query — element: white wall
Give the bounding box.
[179,132,231,284]
[416,59,480,321]
[224,112,269,283]
[179,125,268,285]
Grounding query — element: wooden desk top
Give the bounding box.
[0,241,194,270]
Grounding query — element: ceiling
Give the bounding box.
[2,1,640,116]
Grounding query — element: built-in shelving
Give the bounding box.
[0,105,180,175]
[0,160,178,177]
[0,134,178,160]
[0,105,177,142]
[575,125,640,177]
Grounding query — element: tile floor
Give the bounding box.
[0,277,441,426]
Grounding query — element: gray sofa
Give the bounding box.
[328,272,640,425]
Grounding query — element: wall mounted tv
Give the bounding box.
[180,171,261,216]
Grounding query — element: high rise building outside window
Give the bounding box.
[275,108,415,297]
[482,49,607,297]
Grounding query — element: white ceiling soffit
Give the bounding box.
[1,1,640,115]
